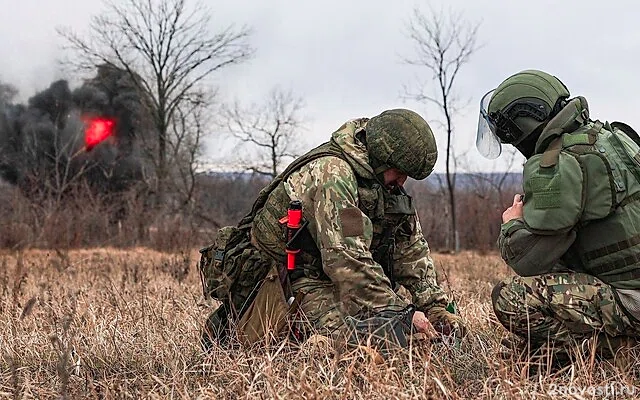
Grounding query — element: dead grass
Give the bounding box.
[0,248,638,399]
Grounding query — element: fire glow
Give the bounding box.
[84,117,116,150]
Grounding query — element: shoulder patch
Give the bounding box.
[339,207,364,237]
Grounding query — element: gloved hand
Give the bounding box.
[426,305,467,339]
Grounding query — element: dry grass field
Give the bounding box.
[1,248,638,399]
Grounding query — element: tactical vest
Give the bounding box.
[239,138,415,284]
[523,120,640,289]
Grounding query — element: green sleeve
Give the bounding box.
[498,218,577,276]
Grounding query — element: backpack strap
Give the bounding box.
[237,140,346,230]
[540,136,563,168]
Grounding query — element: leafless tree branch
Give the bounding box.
[220,86,307,178]
[401,5,480,252]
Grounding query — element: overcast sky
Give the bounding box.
[1,0,639,173]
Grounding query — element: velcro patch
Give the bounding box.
[529,176,561,209]
[529,176,560,191]
[533,192,561,209]
[339,207,364,237]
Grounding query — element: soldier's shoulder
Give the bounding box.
[289,155,357,190]
[305,155,355,177]
[522,148,584,233]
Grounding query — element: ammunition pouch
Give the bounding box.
[198,225,245,300]
[371,188,415,287]
[202,264,301,348]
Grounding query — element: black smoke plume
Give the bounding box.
[0,65,153,199]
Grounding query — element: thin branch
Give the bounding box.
[401,5,480,252]
[220,87,307,178]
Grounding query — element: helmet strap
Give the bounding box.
[368,154,391,186]
[368,152,390,174]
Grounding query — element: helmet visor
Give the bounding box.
[476,89,502,159]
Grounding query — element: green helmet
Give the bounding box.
[366,109,437,180]
[476,69,570,158]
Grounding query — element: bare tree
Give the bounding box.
[58,0,254,204]
[221,87,307,178]
[17,110,101,242]
[167,92,210,210]
[402,6,480,253]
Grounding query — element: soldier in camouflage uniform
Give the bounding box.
[200,109,464,350]
[476,69,640,355]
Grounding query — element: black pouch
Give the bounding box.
[345,305,416,356]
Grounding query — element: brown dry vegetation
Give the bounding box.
[1,248,639,399]
[0,173,518,253]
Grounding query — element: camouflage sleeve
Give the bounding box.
[284,156,407,316]
[392,213,449,312]
[498,218,577,276]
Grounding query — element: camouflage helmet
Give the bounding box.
[485,70,570,147]
[365,109,437,180]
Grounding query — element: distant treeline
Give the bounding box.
[0,170,523,251]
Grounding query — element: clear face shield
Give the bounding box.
[476,89,502,159]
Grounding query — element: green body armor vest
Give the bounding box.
[241,139,415,284]
[523,121,640,289]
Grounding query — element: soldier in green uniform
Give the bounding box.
[200,109,464,351]
[477,69,640,356]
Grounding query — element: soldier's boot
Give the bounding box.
[596,334,639,369]
[499,335,574,373]
[200,304,230,352]
[499,335,545,358]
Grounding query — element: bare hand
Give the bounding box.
[412,310,437,337]
[502,194,524,223]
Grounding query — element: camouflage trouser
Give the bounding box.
[291,277,345,338]
[290,277,417,354]
[492,272,640,350]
